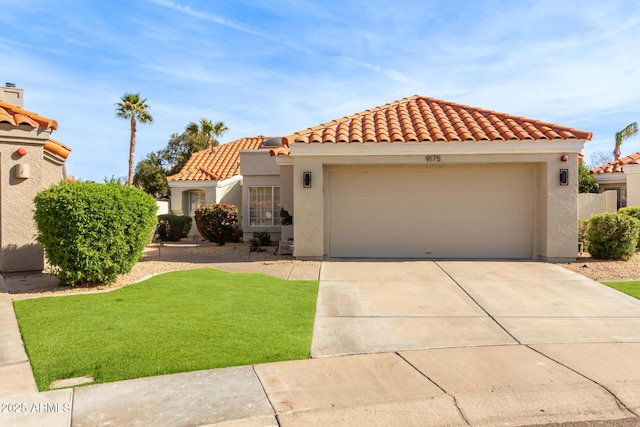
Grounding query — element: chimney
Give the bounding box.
[0,83,24,107]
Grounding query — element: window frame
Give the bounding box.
[186,190,205,216]
[248,186,281,227]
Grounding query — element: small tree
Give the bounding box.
[578,162,599,193]
[34,181,157,286]
[194,204,238,245]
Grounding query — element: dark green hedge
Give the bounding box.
[156,214,192,241]
[34,181,157,286]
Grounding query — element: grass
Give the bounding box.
[13,268,318,391]
[601,280,640,300]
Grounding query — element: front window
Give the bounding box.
[187,190,205,216]
[249,186,281,226]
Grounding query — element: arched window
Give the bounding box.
[184,190,205,216]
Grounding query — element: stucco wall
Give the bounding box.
[290,143,584,261]
[0,127,51,272]
[578,191,617,219]
[624,164,640,207]
[239,151,281,243]
[542,153,579,261]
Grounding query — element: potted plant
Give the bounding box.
[280,208,293,242]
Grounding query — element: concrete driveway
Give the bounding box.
[312,260,640,357]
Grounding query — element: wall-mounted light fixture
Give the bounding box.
[560,155,568,162]
[17,147,27,156]
[560,169,569,186]
[303,171,312,188]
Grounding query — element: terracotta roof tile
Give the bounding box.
[166,137,267,182]
[285,95,592,145]
[44,138,72,159]
[0,100,58,131]
[0,101,71,160]
[592,152,640,175]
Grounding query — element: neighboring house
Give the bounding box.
[166,137,266,236]
[591,152,640,209]
[169,94,592,261]
[0,84,72,272]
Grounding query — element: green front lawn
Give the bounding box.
[13,268,318,391]
[601,280,640,300]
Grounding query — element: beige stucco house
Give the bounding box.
[591,152,640,210]
[0,85,72,272]
[169,95,592,261]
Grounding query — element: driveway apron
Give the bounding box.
[312,260,640,357]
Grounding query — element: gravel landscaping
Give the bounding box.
[6,241,640,299]
[556,253,640,281]
[6,242,301,299]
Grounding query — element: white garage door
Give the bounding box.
[328,166,533,259]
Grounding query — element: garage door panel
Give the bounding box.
[328,167,533,259]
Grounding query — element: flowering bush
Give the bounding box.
[194,203,239,245]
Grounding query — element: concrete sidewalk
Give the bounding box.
[2,259,640,426]
[1,344,639,426]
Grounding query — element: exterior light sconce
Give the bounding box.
[17,147,27,156]
[560,155,568,162]
[303,171,312,188]
[560,169,569,186]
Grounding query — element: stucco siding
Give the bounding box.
[0,141,47,271]
[290,145,584,261]
[624,164,640,207]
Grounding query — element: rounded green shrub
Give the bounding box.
[586,213,640,260]
[194,203,238,245]
[618,207,640,248]
[156,214,192,241]
[253,231,271,246]
[34,181,157,286]
[618,206,640,222]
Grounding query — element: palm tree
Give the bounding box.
[116,93,153,185]
[613,122,638,161]
[185,118,229,149]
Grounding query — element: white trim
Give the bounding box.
[623,164,640,174]
[595,173,626,185]
[288,140,587,157]
[275,155,293,166]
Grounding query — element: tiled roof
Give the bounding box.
[0,100,58,131]
[591,152,640,175]
[44,138,72,159]
[166,137,266,181]
[284,95,592,145]
[0,100,71,161]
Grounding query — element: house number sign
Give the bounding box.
[425,155,442,162]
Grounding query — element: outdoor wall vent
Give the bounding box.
[15,163,30,179]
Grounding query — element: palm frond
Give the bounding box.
[613,122,638,160]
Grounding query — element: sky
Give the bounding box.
[1,0,639,181]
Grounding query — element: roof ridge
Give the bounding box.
[286,94,592,144]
